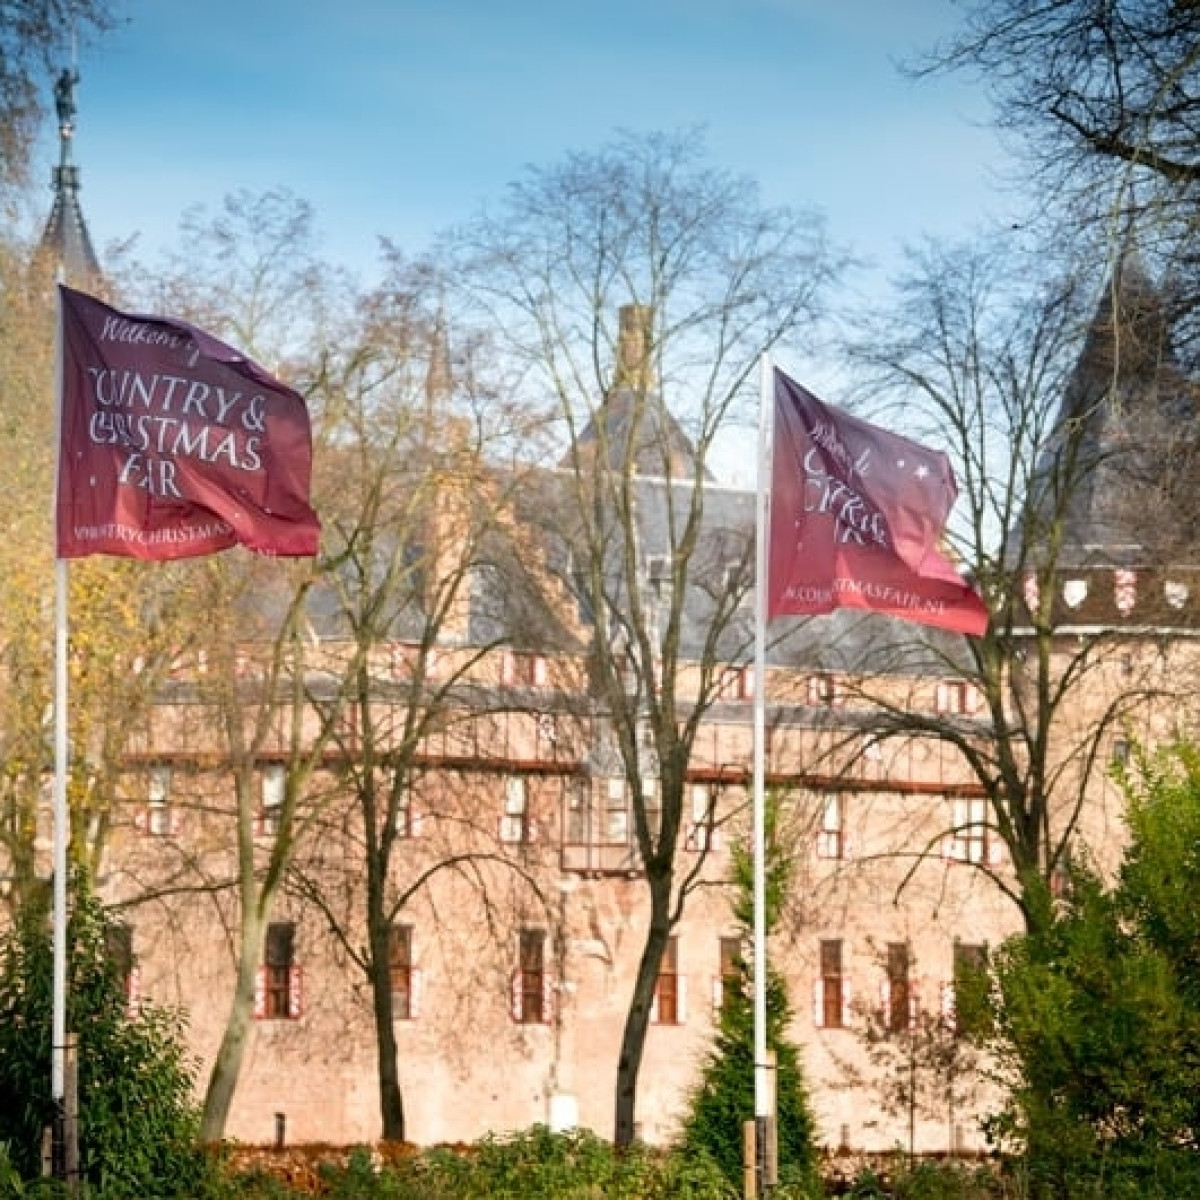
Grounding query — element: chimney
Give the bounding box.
[613,304,655,394]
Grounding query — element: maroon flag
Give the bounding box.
[768,370,987,636]
[56,285,320,560]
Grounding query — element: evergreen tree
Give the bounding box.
[680,794,817,1189]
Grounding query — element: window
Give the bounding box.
[944,797,1000,865]
[499,776,535,843]
[686,783,721,851]
[935,680,978,716]
[722,562,746,600]
[815,939,849,1029]
[255,922,302,1021]
[535,713,558,759]
[642,778,661,841]
[717,666,753,701]
[393,644,441,681]
[646,554,671,597]
[713,935,742,1013]
[949,942,990,1038]
[604,778,629,844]
[502,651,548,688]
[816,793,844,860]
[141,765,174,837]
[807,673,841,708]
[651,936,686,1024]
[105,921,140,1013]
[389,924,420,1021]
[256,763,285,838]
[148,765,170,833]
[884,943,913,1033]
[1111,737,1131,766]
[511,928,551,1025]
[394,784,422,839]
[564,778,590,844]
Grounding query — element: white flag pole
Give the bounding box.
[51,283,70,1171]
[751,353,774,1175]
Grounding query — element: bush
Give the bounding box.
[986,746,1200,1198]
[0,876,215,1196]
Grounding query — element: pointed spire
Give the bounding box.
[39,67,102,285]
[425,303,452,411]
[1024,256,1199,573]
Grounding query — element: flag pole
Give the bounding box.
[51,284,71,1178]
[751,353,773,1187]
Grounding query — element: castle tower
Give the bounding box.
[566,304,710,481]
[1022,257,1200,627]
[39,67,102,285]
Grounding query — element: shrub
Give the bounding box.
[0,876,214,1196]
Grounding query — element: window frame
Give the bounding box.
[512,927,550,1025]
[815,938,849,1030]
[256,921,302,1021]
[816,792,844,860]
[389,923,419,1021]
[651,936,686,1025]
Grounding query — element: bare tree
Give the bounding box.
[843,237,1194,930]
[283,256,557,1142]
[114,190,350,1140]
[925,0,1200,360]
[450,129,842,1146]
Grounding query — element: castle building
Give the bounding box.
[27,80,1200,1156]
[80,271,1198,1155]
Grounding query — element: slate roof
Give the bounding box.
[1028,257,1200,571]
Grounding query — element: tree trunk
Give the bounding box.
[365,826,407,1142]
[370,920,406,1141]
[200,917,264,1141]
[613,881,672,1148]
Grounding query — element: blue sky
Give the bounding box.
[35,0,1016,296]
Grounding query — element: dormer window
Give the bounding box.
[646,555,671,597]
[807,673,842,708]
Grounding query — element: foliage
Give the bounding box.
[985,744,1200,1197]
[0,875,213,1196]
[201,1137,1022,1199]
[319,1126,734,1199]
[680,794,818,1190]
[849,988,982,1166]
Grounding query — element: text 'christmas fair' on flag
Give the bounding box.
[56,285,320,561]
[768,368,988,637]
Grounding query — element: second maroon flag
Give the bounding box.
[768,369,987,636]
[56,285,320,561]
